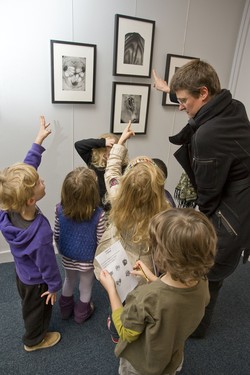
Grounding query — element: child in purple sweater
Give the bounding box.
[0,116,62,352]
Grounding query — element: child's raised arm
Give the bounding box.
[23,115,51,170]
[34,115,51,145]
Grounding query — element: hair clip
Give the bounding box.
[124,157,156,174]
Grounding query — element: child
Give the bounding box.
[97,122,170,269]
[0,116,62,352]
[152,158,176,207]
[94,122,171,343]
[74,133,127,211]
[54,167,106,323]
[99,208,217,375]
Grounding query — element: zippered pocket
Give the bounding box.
[216,210,238,236]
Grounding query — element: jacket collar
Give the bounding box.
[169,89,232,145]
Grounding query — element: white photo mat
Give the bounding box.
[51,40,96,104]
[113,14,155,77]
[111,82,150,134]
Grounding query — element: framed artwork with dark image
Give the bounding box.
[50,40,96,104]
[113,14,155,77]
[162,54,200,106]
[111,82,151,134]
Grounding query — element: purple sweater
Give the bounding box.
[0,143,62,292]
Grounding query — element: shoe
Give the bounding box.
[74,301,94,324]
[24,332,61,352]
[107,315,119,344]
[59,295,74,319]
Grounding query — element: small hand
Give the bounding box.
[99,269,116,292]
[35,115,52,145]
[118,121,135,145]
[131,260,157,282]
[152,69,170,93]
[105,137,117,148]
[41,291,56,305]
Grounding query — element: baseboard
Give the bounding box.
[0,245,59,264]
[0,250,13,263]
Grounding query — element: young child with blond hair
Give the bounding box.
[94,122,171,343]
[0,116,62,352]
[75,132,127,211]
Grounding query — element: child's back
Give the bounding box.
[100,208,217,375]
[54,167,105,324]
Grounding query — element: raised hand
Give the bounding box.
[118,121,135,145]
[34,115,52,145]
[152,69,170,93]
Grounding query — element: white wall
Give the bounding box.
[229,0,250,116]
[0,0,247,262]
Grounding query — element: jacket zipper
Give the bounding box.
[216,210,238,236]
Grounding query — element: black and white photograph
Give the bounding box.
[113,14,155,77]
[162,54,199,106]
[50,40,96,104]
[111,82,150,134]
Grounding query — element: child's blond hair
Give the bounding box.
[61,167,100,221]
[109,157,170,244]
[0,163,39,212]
[149,208,217,283]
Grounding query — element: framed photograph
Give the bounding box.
[111,82,151,134]
[162,54,199,106]
[50,40,96,104]
[113,14,155,77]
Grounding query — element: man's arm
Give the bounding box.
[152,69,178,103]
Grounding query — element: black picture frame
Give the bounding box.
[162,54,200,106]
[113,14,155,77]
[50,39,96,104]
[111,82,151,134]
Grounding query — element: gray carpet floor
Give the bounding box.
[0,257,250,375]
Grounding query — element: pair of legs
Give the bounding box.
[16,275,52,346]
[59,268,95,323]
[62,268,95,302]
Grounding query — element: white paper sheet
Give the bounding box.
[95,240,138,302]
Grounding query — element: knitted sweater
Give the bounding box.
[56,204,103,262]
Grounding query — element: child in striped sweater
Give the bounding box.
[54,167,105,323]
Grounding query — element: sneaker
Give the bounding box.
[24,332,61,352]
[107,316,119,344]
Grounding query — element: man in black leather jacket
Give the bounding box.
[153,61,250,337]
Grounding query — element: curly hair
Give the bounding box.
[109,157,170,245]
[61,167,100,221]
[0,163,39,212]
[149,208,217,284]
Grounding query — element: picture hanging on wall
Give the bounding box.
[162,54,200,106]
[113,14,155,77]
[111,82,151,134]
[50,40,96,104]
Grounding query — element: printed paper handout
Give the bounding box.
[95,240,138,302]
